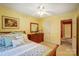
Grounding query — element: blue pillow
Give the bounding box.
[0,37,5,46]
[0,39,2,45]
[3,36,13,47]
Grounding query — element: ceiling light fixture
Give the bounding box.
[37,5,47,16]
[38,5,45,10]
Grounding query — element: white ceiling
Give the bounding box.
[0,3,79,18]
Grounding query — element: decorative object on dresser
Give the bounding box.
[30,23,39,33]
[2,16,19,29]
[28,33,44,43]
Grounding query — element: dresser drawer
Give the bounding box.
[28,33,44,43]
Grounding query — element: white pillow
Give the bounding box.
[12,40,21,47]
[12,38,26,47]
[12,33,29,42]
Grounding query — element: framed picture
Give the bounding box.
[30,23,39,33]
[2,16,19,29]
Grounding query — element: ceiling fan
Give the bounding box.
[36,4,54,17]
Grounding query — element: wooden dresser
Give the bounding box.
[28,33,44,43]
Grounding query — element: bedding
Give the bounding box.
[3,36,13,47]
[0,36,5,46]
[0,32,27,47]
[0,32,58,56]
[0,41,53,56]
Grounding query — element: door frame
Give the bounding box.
[77,16,79,56]
[61,19,72,40]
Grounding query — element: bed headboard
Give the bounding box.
[0,31,26,34]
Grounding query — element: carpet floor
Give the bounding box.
[41,42,76,56]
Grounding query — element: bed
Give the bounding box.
[0,31,59,56]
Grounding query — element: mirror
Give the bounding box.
[30,23,39,33]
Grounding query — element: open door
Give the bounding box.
[61,19,72,44]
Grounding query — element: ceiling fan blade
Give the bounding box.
[45,10,55,14]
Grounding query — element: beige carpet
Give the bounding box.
[56,44,75,56]
[41,42,76,56]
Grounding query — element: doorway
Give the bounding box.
[61,19,72,47]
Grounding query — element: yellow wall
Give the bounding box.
[40,11,78,54]
[0,5,41,34]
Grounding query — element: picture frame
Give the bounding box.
[2,16,19,29]
[30,23,39,33]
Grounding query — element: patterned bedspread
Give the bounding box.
[0,42,52,56]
